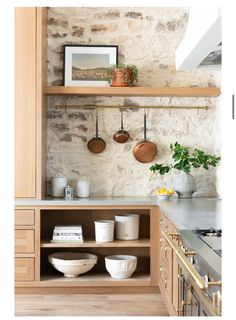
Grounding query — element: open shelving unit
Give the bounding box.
[27,205,159,292]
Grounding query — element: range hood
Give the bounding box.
[175,8,221,70]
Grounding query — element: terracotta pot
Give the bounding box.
[111,68,132,87]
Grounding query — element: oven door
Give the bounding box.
[179,273,200,316]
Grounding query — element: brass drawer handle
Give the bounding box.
[164,279,168,289]
[213,290,222,316]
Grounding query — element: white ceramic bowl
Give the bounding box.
[155,194,172,201]
[105,255,137,279]
[48,252,97,278]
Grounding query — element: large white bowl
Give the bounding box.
[105,255,137,279]
[48,252,97,278]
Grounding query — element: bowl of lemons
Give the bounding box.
[153,188,174,200]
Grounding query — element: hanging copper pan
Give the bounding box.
[113,109,130,143]
[133,110,157,163]
[87,110,106,154]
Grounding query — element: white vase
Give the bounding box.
[173,172,196,199]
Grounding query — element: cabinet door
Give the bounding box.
[15,8,37,198]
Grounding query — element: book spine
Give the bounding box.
[53,232,82,236]
[53,235,83,240]
[54,226,82,230]
[51,239,84,243]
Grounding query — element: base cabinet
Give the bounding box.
[15,205,159,293]
[159,211,179,316]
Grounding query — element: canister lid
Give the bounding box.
[52,173,66,179]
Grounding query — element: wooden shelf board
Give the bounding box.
[44,86,221,97]
[41,239,150,248]
[15,253,35,258]
[36,273,150,287]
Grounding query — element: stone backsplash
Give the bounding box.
[47,7,221,197]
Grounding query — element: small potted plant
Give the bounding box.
[149,142,221,199]
[108,64,138,87]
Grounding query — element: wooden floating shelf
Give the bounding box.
[41,239,151,248]
[44,86,221,97]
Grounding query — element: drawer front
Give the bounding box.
[15,229,35,253]
[160,236,172,274]
[159,259,172,303]
[15,209,35,226]
[160,212,171,233]
[15,258,35,281]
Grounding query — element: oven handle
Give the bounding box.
[162,231,222,290]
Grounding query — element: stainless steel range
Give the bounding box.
[162,228,222,316]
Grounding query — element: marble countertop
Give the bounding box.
[159,198,221,230]
[15,196,221,230]
[15,196,156,206]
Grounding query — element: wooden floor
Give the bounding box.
[15,293,169,316]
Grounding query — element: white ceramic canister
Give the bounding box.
[94,220,115,243]
[76,178,90,198]
[115,214,139,240]
[51,174,67,198]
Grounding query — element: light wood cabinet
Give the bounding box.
[159,211,179,316]
[15,258,35,281]
[15,230,35,253]
[15,210,35,225]
[15,7,47,199]
[15,205,159,293]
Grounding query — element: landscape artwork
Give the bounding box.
[72,53,109,81]
[64,45,118,86]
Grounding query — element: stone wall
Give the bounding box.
[47,7,221,197]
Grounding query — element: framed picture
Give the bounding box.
[63,45,118,87]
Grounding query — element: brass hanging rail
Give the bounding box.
[54,104,209,110]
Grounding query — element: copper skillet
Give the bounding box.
[133,110,157,163]
[87,110,106,154]
[113,109,130,143]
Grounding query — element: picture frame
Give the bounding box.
[63,45,118,87]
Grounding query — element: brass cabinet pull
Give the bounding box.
[164,245,170,252]
[164,279,168,289]
[213,290,222,316]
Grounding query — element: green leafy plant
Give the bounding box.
[108,63,138,87]
[149,142,221,175]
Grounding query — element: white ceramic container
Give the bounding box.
[76,178,90,198]
[115,214,139,240]
[105,255,137,279]
[48,252,97,278]
[173,171,197,199]
[51,174,67,198]
[94,220,114,243]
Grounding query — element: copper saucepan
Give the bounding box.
[133,110,157,163]
[87,110,106,154]
[113,109,130,143]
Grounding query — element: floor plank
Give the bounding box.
[15,293,169,316]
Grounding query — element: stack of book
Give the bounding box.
[51,225,84,243]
